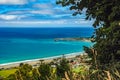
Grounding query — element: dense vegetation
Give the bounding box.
[56,0,120,80]
[2,57,77,80]
[0,55,92,80]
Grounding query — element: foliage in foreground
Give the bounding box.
[5,58,72,80]
[1,56,120,80]
[56,0,120,80]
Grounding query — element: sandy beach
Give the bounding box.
[0,52,85,69]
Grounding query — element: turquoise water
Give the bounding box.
[0,38,93,64]
[0,27,94,64]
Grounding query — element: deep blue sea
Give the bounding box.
[0,27,94,64]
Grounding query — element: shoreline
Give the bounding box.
[0,52,86,69]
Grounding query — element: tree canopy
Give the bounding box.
[57,0,120,79]
[57,0,120,80]
[56,0,120,27]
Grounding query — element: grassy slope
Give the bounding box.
[0,69,17,78]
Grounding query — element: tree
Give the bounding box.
[7,74,16,80]
[57,0,120,65]
[12,64,32,80]
[32,68,40,80]
[57,0,120,79]
[38,63,51,80]
[18,64,32,80]
[56,57,70,78]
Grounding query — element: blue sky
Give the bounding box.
[0,0,93,27]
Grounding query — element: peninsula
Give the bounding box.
[54,37,92,42]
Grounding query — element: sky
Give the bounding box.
[0,0,93,27]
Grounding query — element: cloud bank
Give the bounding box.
[0,0,93,27]
[0,0,27,5]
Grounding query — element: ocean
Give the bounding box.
[0,27,94,64]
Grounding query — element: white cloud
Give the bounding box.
[74,19,91,24]
[0,19,93,27]
[0,20,66,27]
[0,19,92,25]
[6,11,27,15]
[0,0,28,5]
[33,3,53,9]
[30,10,54,15]
[0,15,26,20]
[1,20,66,24]
[53,14,71,18]
[0,15,18,20]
